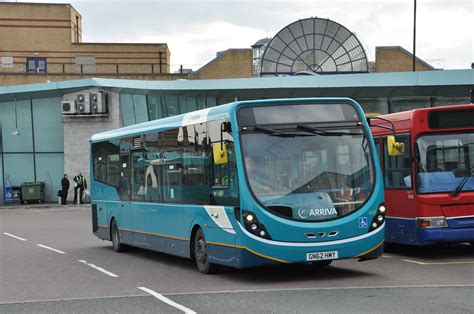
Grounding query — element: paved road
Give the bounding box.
[1,206,473,313]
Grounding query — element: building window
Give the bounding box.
[75,56,96,74]
[1,56,13,68]
[389,97,431,112]
[26,57,47,74]
[355,98,389,116]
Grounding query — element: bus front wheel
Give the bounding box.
[111,219,125,252]
[194,228,217,274]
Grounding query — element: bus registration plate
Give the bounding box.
[306,251,338,261]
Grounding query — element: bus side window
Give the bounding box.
[374,137,382,166]
[143,132,162,202]
[131,151,146,200]
[92,146,107,183]
[107,154,121,186]
[92,140,121,189]
[182,123,210,204]
[208,120,239,207]
[161,128,183,203]
[383,134,412,189]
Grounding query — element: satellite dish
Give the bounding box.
[260,17,368,76]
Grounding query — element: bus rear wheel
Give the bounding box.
[194,228,217,274]
[111,219,125,252]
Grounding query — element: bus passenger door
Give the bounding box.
[118,153,132,242]
[382,135,417,244]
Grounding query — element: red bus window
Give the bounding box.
[383,135,412,189]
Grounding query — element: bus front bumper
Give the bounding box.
[417,227,474,245]
[231,224,385,269]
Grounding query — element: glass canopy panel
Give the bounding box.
[260,17,368,76]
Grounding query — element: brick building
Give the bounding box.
[375,46,436,72]
[190,49,254,80]
[0,2,184,86]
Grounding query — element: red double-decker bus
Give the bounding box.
[371,104,474,246]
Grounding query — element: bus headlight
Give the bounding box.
[246,214,254,222]
[369,203,386,231]
[243,211,271,239]
[416,217,448,228]
[378,205,386,214]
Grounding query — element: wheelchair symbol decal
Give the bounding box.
[358,217,368,228]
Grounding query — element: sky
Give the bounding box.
[5,0,473,72]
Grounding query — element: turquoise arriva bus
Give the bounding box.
[90,98,387,273]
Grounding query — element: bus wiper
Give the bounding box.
[297,123,362,136]
[254,125,286,136]
[451,166,474,196]
[252,125,310,137]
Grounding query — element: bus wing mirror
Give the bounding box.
[387,135,405,156]
[213,143,228,165]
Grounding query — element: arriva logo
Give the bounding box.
[298,208,337,219]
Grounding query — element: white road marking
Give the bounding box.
[78,260,118,278]
[382,254,392,258]
[0,284,473,306]
[3,232,26,241]
[36,244,65,254]
[138,286,196,314]
[164,284,474,296]
[402,259,474,265]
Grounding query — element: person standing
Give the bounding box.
[73,172,87,204]
[60,174,70,205]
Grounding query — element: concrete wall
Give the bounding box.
[62,88,121,202]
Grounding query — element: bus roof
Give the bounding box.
[91,101,236,142]
[377,103,473,121]
[371,103,474,135]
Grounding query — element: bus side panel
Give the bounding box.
[385,217,418,245]
[145,203,187,258]
[92,202,110,241]
[92,182,123,241]
[96,201,110,240]
[205,226,238,268]
[130,202,151,249]
[185,205,238,267]
[385,189,417,244]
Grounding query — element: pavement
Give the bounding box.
[0,202,90,212]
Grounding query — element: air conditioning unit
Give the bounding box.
[61,100,76,114]
[90,92,107,114]
[76,93,90,114]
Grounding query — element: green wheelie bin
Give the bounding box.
[20,182,45,204]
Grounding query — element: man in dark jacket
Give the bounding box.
[73,172,87,204]
[60,174,70,205]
